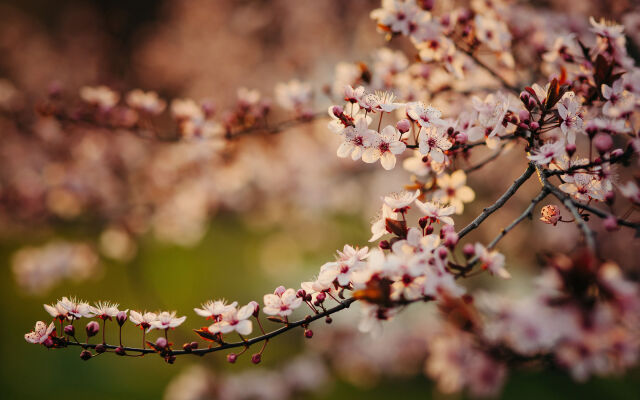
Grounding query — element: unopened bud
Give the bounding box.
[605,191,615,205]
[419,216,429,229]
[518,110,529,123]
[115,346,126,356]
[463,243,475,258]
[331,105,343,117]
[155,337,168,349]
[274,286,286,296]
[64,324,75,336]
[604,216,619,231]
[95,344,106,353]
[248,300,260,317]
[80,350,92,361]
[116,311,128,327]
[529,121,539,130]
[296,289,306,298]
[325,316,333,324]
[166,355,176,364]
[593,133,613,154]
[565,143,577,156]
[43,337,54,348]
[438,247,449,259]
[304,329,314,338]
[316,292,326,303]
[379,240,391,250]
[251,353,262,364]
[227,353,238,363]
[190,341,199,350]
[425,225,434,235]
[396,118,411,133]
[455,132,468,144]
[85,321,100,337]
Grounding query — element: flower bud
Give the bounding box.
[316,292,326,303]
[519,91,530,104]
[331,105,343,117]
[585,124,598,138]
[251,353,262,364]
[529,121,540,130]
[80,350,92,360]
[425,225,434,235]
[166,355,177,364]
[155,337,168,349]
[183,343,192,352]
[419,216,429,229]
[565,143,577,157]
[605,191,615,205]
[227,353,238,363]
[304,329,314,338]
[444,232,459,248]
[604,216,619,231]
[593,133,613,154]
[378,240,391,250]
[396,118,411,133]
[190,341,199,350]
[462,243,475,258]
[248,300,260,317]
[438,247,449,259]
[116,311,128,327]
[95,344,106,353]
[518,110,529,123]
[527,98,537,110]
[304,294,312,302]
[296,289,306,298]
[325,316,333,324]
[274,286,286,296]
[43,337,54,348]
[64,324,75,336]
[86,321,100,337]
[115,346,126,356]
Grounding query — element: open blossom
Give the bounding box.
[557,92,583,143]
[126,89,166,114]
[337,117,376,160]
[472,93,510,139]
[559,173,606,201]
[275,80,313,113]
[129,311,157,330]
[44,300,69,320]
[148,311,187,332]
[474,15,511,52]
[194,300,238,320]
[540,205,562,225]
[528,141,565,165]
[418,125,452,163]
[370,203,398,242]
[433,170,475,214]
[383,190,420,211]
[24,321,55,344]
[320,245,369,287]
[619,181,640,205]
[80,85,119,110]
[89,301,121,320]
[362,125,406,170]
[263,287,303,317]
[370,0,422,36]
[344,85,365,103]
[475,243,510,279]
[415,200,456,225]
[407,102,444,128]
[369,91,404,113]
[59,297,93,319]
[208,304,254,335]
[601,80,635,118]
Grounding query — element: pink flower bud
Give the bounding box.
[396,119,411,133]
[316,292,326,303]
[155,337,168,349]
[86,321,100,337]
[419,216,429,229]
[425,225,434,235]
[463,243,475,258]
[227,353,238,363]
[455,132,468,144]
[190,342,199,350]
[64,324,75,336]
[593,133,613,154]
[167,355,177,364]
[444,232,459,248]
[529,121,540,130]
[274,286,286,296]
[296,289,306,298]
[248,300,260,317]
[438,247,449,259]
[518,110,530,123]
[43,337,54,348]
[331,105,343,117]
[80,350,92,361]
[605,191,615,205]
[325,316,333,324]
[304,329,314,338]
[95,344,106,353]
[603,216,619,231]
[565,143,577,156]
[251,353,262,364]
[115,346,126,356]
[116,311,127,327]
[379,240,390,250]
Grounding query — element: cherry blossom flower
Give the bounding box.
[208,304,254,335]
[383,190,420,211]
[89,301,121,320]
[370,0,422,36]
[275,80,313,114]
[472,93,510,139]
[263,287,303,317]
[474,243,510,279]
[540,205,562,225]
[418,125,452,163]
[337,117,376,160]
[557,92,583,143]
[619,181,640,205]
[80,85,119,110]
[194,300,238,320]
[59,297,93,319]
[415,200,456,225]
[559,173,606,201]
[148,311,187,332]
[129,311,157,330]
[370,91,404,113]
[44,300,69,320]
[474,15,511,52]
[407,102,444,128]
[433,170,475,214]
[344,85,365,103]
[362,125,406,170]
[126,89,166,114]
[24,321,55,344]
[370,203,398,242]
[528,141,565,165]
[601,80,636,118]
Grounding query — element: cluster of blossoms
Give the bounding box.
[18,0,640,398]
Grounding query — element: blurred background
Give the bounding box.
[0,0,639,399]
